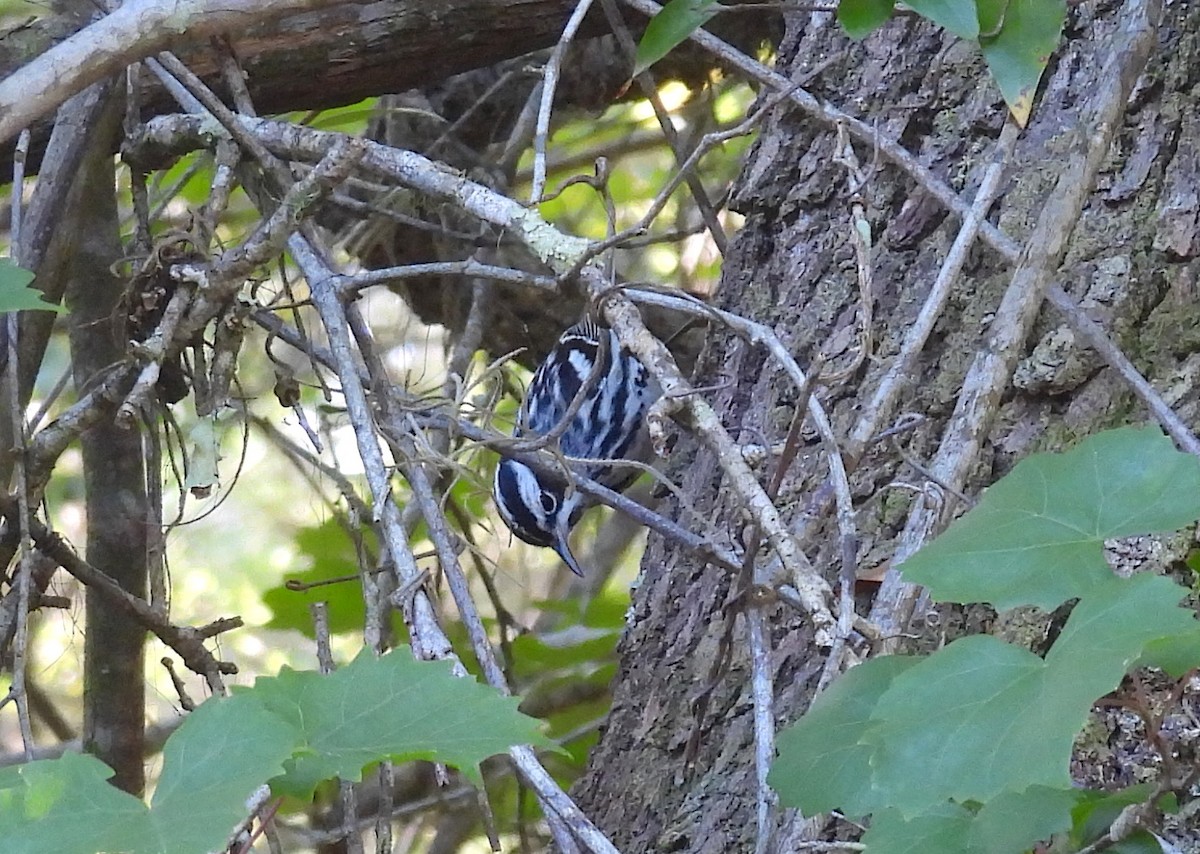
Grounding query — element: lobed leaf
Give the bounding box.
[248,647,555,796]
[769,655,918,814]
[901,426,1200,610]
[0,258,64,315]
[0,648,549,853]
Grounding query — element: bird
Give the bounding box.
[493,319,657,576]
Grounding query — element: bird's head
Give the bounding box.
[493,459,587,576]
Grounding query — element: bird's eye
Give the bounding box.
[540,491,558,514]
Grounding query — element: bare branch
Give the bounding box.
[0,0,358,146]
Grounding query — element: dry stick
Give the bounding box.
[598,0,728,255]
[868,0,1163,649]
[10,129,29,242]
[530,0,598,203]
[589,269,837,643]
[747,603,777,854]
[846,121,1018,458]
[335,261,559,297]
[292,239,620,854]
[374,758,395,854]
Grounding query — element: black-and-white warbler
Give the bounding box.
[493,319,657,575]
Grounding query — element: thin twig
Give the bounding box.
[599,0,728,254]
[846,121,1019,458]
[530,0,598,203]
[335,261,558,298]
[0,496,239,694]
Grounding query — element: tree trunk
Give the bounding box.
[573,1,1200,849]
[65,93,151,797]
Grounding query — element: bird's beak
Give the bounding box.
[552,525,585,577]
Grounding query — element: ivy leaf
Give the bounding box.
[901,426,1200,610]
[633,0,719,76]
[979,0,1066,127]
[837,0,894,40]
[0,258,64,315]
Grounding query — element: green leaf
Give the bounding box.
[248,647,553,796]
[860,804,973,854]
[837,0,894,40]
[0,754,147,854]
[868,575,1200,815]
[901,426,1200,610]
[867,635,1055,814]
[770,655,919,814]
[904,0,979,39]
[0,649,550,853]
[0,258,64,315]
[969,786,1078,852]
[979,0,1066,127]
[633,0,719,77]
[147,695,296,853]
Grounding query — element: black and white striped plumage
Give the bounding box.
[493,320,656,576]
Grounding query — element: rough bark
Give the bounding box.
[573,1,1200,850]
